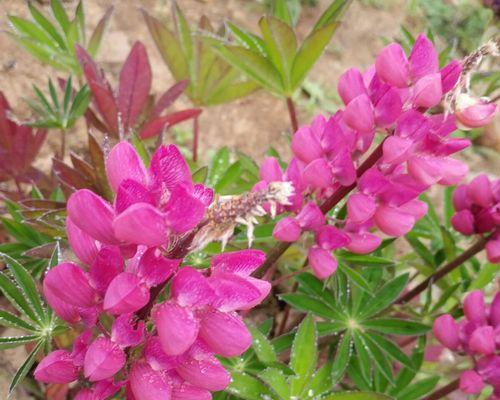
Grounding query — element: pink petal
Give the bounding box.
[84,337,126,382]
[66,217,99,265]
[150,145,191,190]
[240,276,271,309]
[130,361,172,400]
[209,272,261,312]
[345,232,381,254]
[115,179,155,214]
[172,381,211,400]
[382,135,412,165]
[374,205,415,237]
[432,314,460,351]
[459,370,484,394]
[452,184,471,211]
[191,184,214,207]
[34,350,78,383]
[199,309,252,357]
[374,87,403,127]
[296,202,325,231]
[412,73,442,108]
[171,267,215,308]
[106,141,148,192]
[44,263,96,308]
[455,96,497,129]
[164,185,205,234]
[486,239,500,264]
[467,174,494,208]
[89,246,124,296]
[315,225,350,250]
[291,127,323,163]
[469,326,495,355]
[137,248,179,287]
[464,290,486,323]
[103,272,150,314]
[347,193,376,223]
[409,34,439,79]
[67,189,117,244]
[308,247,338,279]
[43,282,80,324]
[451,209,475,235]
[70,330,93,367]
[154,302,199,356]
[331,148,356,186]
[359,167,389,195]
[375,43,410,88]
[437,158,468,186]
[260,157,283,182]
[111,313,145,348]
[407,155,443,186]
[302,158,333,189]
[337,68,368,105]
[397,199,428,220]
[144,336,179,371]
[490,292,500,326]
[210,249,266,277]
[273,217,301,242]
[440,60,461,93]
[343,94,375,133]
[113,203,167,246]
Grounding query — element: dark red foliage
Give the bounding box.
[0,92,47,185]
[76,42,201,139]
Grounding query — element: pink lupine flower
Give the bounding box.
[454,93,497,129]
[432,314,460,351]
[74,380,122,400]
[308,225,350,279]
[273,201,324,242]
[460,370,485,394]
[34,350,79,384]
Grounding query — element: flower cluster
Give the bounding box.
[433,290,500,396]
[451,174,500,263]
[258,34,497,280]
[34,142,273,399]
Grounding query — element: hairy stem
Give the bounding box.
[257,139,386,277]
[286,97,298,133]
[397,234,490,304]
[423,378,460,400]
[192,115,199,163]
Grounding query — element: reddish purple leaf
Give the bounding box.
[140,109,202,139]
[152,80,189,119]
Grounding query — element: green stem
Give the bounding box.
[192,115,199,163]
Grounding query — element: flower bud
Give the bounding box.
[455,93,497,130]
[451,209,475,235]
[469,326,495,355]
[464,290,486,323]
[486,238,500,264]
[273,217,301,242]
[34,350,78,383]
[459,370,485,394]
[432,314,460,350]
[308,247,338,279]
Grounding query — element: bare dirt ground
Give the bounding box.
[0,0,498,398]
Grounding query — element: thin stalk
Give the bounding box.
[192,115,199,162]
[397,234,490,304]
[60,131,66,160]
[257,139,386,277]
[276,281,298,337]
[286,97,298,133]
[423,378,460,400]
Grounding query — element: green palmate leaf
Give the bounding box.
[9,340,44,395]
[75,1,85,44]
[173,2,193,64]
[247,323,277,364]
[361,333,394,385]
[291,22,336,89]
[395,376,440,400]
[0,335,39,350]
[317,321,345,336]
[470,263,500,290]
[338,264,372,294]
[369,333,414,370]
[331,330,352,384]
[8,16,56,48]
[363,318,430,336]
[28,3,67,49]
[50,0,70,33]
[87,6,113,57]
[1,253,46,322]
[359,274,409,319]
[337,252,395,268]
[290,315,317,396]
[225,371,275,400]
[443,186,454,229]
[0,272,39,323]
[207,147,230,187]
[192,166,208,184]
[280,293,344,320]
[305,359,333,396]
[352,330,372,383]
[258,368,290,399]
[259,16,297,90]
[0,310,37,332]
[273,0,293,26]
[226,22,267,57]
[405,232,436,268]
[314,0,353,30]
[214,161,243,193]
[323,392,393,400]
[206,80,259,106]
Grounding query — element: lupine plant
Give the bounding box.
[0,1,499,400]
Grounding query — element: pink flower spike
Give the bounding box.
[486,238,500,264]
[337,68,367,105]
[451,209,475,235]
[111,313,145,348]
[163,185,206,234]
[467,174,494,208]
[103,272,150,314]
[84,337,126,382]
[154,302,199,356]
[469,326,495,355]
[273,217,301,242]
[412,73,442,108]
[347,193,376,223]
[113,202,167,246]
[199,309,252,357]
[302,158,334,189]
[137,248,179,287]
[130,361,172,400]
[345,232,381,254]
[308,247,338,279]
[105,141,148,192]
[440,60,461,93]
[455,94,497,129]
[67,189,117,244]
[464,290,487,323]
[89,246,123,296]
[432,314,460,351]
[171,267,215,308]
[316,225,350,250]
[66,217,99,266]
[149,144,191,190]
[459,370,485,394]
[408,34,439,79]
[34,350,78,383]
[260,157,283,182]
[296,202,325,231]
[374,205,415,237]
[291,127,323,163]
[343,94,375,133]
[375,43,410,88]
[44,263,96,308]
[210,249,266,277]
